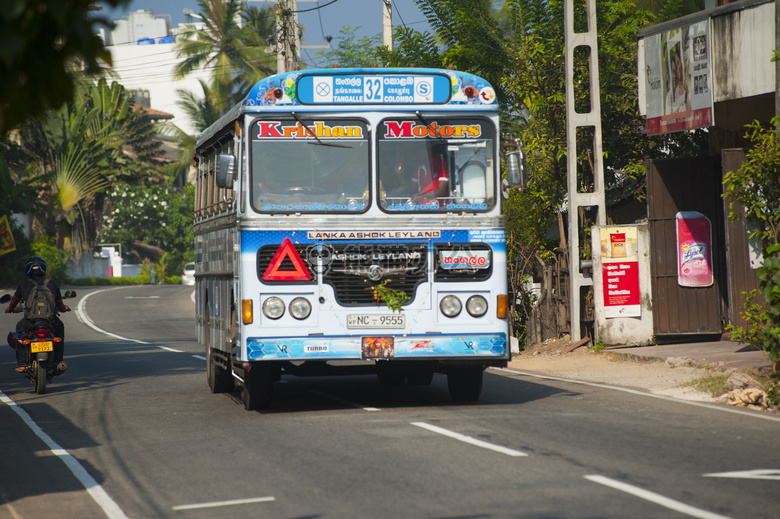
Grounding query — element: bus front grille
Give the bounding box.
[322,243,427,306]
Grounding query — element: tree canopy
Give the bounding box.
[0,0,129,137]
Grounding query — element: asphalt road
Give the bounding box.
[1,285,778,519]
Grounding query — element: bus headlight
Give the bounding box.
[262,297,285,319]
[289,297,312,320]
[439,295,462,318]
[466,295,488,317]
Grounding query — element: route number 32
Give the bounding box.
[364,78,383,102]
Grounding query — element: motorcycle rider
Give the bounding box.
[5,256,70,375]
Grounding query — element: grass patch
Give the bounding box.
[67,275,182,286]
[680,373,729,397]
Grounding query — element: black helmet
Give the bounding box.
[25,256,46,277]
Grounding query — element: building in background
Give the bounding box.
[98,9,210,136]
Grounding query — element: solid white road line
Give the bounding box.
[76,287,184,352]
[77,288,150,344]
[585,475,734,519]
[0,390,131,519]
[494,367,780,423]
[411,422,528,457]
[703,469,780,481]
[172,496,276,511]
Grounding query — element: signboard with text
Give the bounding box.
[600,227,641,318]
[643,20,713,135]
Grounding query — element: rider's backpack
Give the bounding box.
[24,280,56,321]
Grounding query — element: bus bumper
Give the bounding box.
[245,333,507,361]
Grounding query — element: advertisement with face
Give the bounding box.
[644,20,713,135]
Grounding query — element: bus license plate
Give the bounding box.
[30,341,53,353]
[347,314,405,329]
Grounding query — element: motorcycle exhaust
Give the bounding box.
[7,332,22,350]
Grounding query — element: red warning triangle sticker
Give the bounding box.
[263,237,311,281]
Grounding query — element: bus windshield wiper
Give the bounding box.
[290,112,352,149]
[415,111,446,142]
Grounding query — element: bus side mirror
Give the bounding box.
[215,154,236,189]
[502,149,527,199]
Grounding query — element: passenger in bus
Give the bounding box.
[386,146,449,204]
[412,148,449,203]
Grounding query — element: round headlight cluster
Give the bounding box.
[262,296,313,320]
[289,297,312,320]
[439,295,488,318]
[439,295,462,317]
[262,297,285,319]
[466,295,488,317]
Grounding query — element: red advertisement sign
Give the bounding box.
[676,211,713,287]
[603,262,641,310]
[600,227,641,318]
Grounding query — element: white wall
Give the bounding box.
[104,22,211,136]
[592,223,655,346]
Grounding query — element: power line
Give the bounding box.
[293,0,338,13]
[391,0,407,29]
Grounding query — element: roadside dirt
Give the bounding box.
[507,338,720,402]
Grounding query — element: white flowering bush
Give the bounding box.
[101,183,194,277]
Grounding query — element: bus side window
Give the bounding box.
[197,157,208,219]
[207,155,216,216]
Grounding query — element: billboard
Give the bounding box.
[643,20,713,135]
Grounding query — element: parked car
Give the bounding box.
[181,262,195,285]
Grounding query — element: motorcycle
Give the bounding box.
[1,290,76,394]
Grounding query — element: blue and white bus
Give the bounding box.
[194,68,515,410]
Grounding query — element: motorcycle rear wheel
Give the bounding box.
[33,359,47,394]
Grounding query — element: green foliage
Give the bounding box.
[723,117,780,372]
[377,28,443,68]
[372,279,410,313]
[767,379,780,406]
[0,152,53,215]
[681,372,729,397]
[316,27,382,68]
[67,275,151,286]
[0,0,129,137]
[723,118,780,247]
[175,0,275,106]
[156,252,170,284]
[31,235,68,285]
[100,183,195,277]
[4,78,164,254]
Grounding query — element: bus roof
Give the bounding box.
[197,68,497,147]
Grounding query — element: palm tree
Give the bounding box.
[174,0,276,105]
[7,78,163,255]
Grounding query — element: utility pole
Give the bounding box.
[275,0,300,73]
[564,0,606,342]
[382,0,393,51]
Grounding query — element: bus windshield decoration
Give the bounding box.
[195,68,510,411]
[243,69,498,108]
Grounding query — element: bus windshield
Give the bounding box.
[251,118,369,213]
[378,117,495,212]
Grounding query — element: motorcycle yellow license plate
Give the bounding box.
[30,341,53,353]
